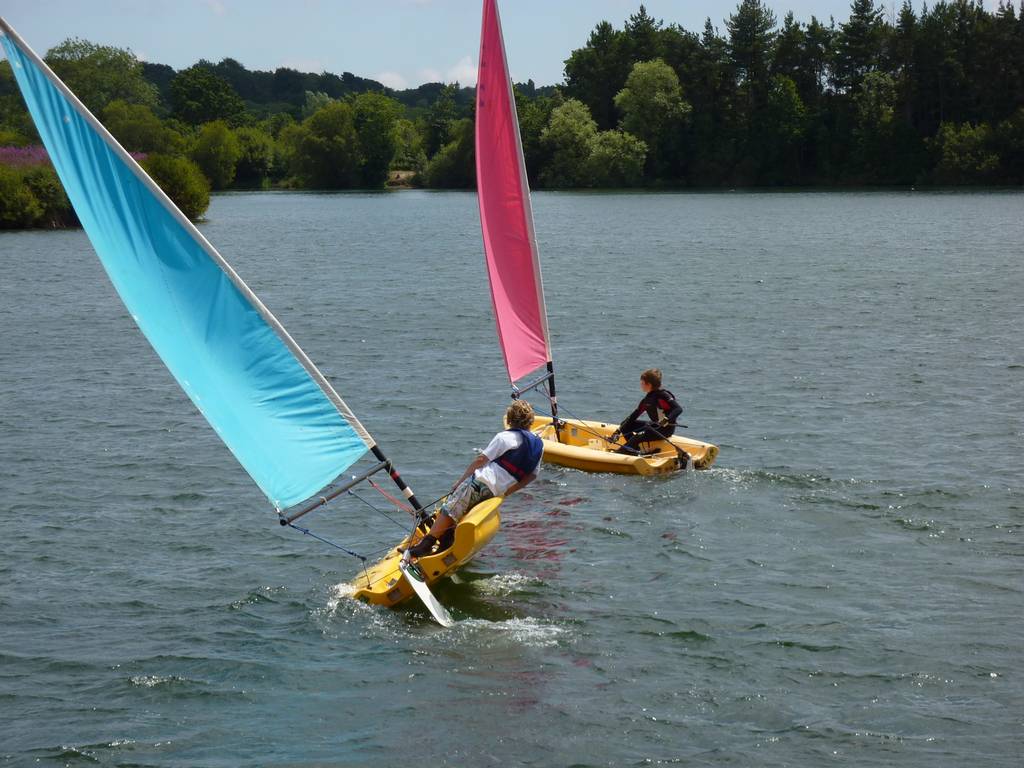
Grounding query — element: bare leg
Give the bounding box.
[425,512,454,539]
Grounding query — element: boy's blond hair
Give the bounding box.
[506,400,535,430]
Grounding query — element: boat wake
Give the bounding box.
[456,616,570,647]
[471,571,544,597]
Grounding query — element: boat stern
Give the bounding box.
[350,496,503,607]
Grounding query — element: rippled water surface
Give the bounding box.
[1,190,1021,766]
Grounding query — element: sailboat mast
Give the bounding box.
[370,445,426,517]
[545,361,559,422]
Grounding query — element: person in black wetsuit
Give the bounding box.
[610,368,683,455]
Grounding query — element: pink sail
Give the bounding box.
[475,0,551,383]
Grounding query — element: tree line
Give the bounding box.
[1,0,1022,228]
[556,0,1024,187]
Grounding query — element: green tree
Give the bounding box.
[170,65,245,126]
[727,0,778,181]
[684,19,739,183]
[351,92,403,187]
[564,21,631,130]
[45,38,157,114]
[0,164,75,229]
[836,0,885,90]
[771,13,825,121]
[233,126,275,187]
[614,58,690,176]
[994,107,1024,183]
[772,12,805,83]
[539,99,599,187]
[190,121,241,189]
[425,84,458,156]
[0,61,37,143]
[302,90,335,119]
[980,2,1024,125]
[849,71,898,179]
[761,74,807,181]
[102,100,183,153]
[623,5,665,64]
[891,0,917,123]
[0,166,43,228]
[930,120,999,184]
[391,118,427,172]
[21,165,74,226]
[421,117,475,188]
[141,154,210,220]
[284,101,360,188]
[586,130,648,186]
[802,16,836,103]
[516,88,561,185]
[727,0,777,89]
[262,113,296,139]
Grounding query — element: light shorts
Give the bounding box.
[440,476,494,522]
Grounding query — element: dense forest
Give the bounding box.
[1,0,1022,227]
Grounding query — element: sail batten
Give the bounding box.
[475,0,552,384]
[1,19,372,510]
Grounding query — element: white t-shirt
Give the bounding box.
[474,430,539,496]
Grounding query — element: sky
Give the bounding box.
[2,1,881,89]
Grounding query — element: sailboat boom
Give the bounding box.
[279,460,390,525]
[512,369,554,399]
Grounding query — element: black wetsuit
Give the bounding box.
[618,389,683,454]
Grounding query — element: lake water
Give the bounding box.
[1,190,1021,766]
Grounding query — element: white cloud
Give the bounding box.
[416,68,443,84]
[204,0,227,17]
[410,56,478,87]
[375,71,408,90]
[446,55,477,86]
[280,58,327,73]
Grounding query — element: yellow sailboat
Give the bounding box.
[0,15,492,626]
[474,0,718,474]
[350,498,502,607]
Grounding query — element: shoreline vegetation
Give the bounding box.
[1,0,1022,229]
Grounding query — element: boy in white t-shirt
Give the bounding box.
[402,400,543,561]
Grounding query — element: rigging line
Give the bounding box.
[368,478,414,513]
[377,485,450,518]
[347,489,412,532]
[347,488,449,535]
[286,523,366,562]
[414,491,450,513]
[516,378,558,411]
[358,562,371,589]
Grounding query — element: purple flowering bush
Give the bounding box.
[0,144,148,168]
[0,144,52,168]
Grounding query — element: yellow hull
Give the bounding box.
[350,496,502,607]
[529,416,719,475]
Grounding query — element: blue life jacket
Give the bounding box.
[496,429,543,481]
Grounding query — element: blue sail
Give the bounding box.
[1,21,372,510]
